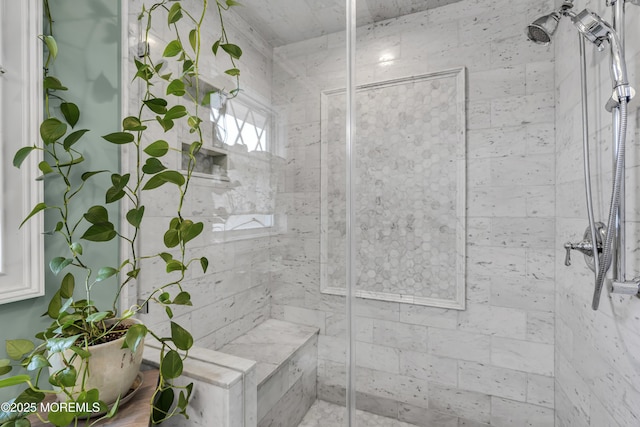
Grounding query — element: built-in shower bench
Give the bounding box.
[219,319,319,427]
[143,319,318,427]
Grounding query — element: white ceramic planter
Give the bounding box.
[48,318,144,405]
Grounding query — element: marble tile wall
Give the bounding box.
[554,1,640,426]
[320,72,465,308]
[126,0,277,349]
[270,0,557,425]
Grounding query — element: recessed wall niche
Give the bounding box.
[320,68,466,310]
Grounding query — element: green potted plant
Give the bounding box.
[0,0,242,425]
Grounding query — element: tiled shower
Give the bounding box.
[128,0,640,425]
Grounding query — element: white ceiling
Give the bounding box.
[232,0,463,47]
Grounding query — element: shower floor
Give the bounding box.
[298,400,415,427]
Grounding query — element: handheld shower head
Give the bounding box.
[572,9,632,100]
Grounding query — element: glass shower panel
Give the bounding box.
[343,1,468,425]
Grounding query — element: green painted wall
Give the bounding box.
[0,0,121,402]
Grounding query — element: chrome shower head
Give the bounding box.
[526,12,561,45]
[572,9,632,100]
[572,9,611,48]
[526,1,576,45]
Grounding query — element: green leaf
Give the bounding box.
[86,311,109,323]
[200,257,209,273]
[178,390,187,411]
[164,229,180,248]
[40,118,67,144]
[63,129,90,150]
[96,267,117,282]
[161,350,183,379]
[43,76,68,91]
[6,340,34,361]
[0,365,10,376]
[38,161,54,175]
[102,132,134,144]
[70,242,83,256]
[59,298,73,316]
[212,40,220,55]
[225,68,241,77]
[46,334,81,353]
[167,2,183,24]
[165,260,185,273]
[181,221,204,244]
[158,292,171,304]
[165,105,188,120]
[126,206,145,228]
[81,170,107,181]
[47,291,62,319]
[44,35,58,58]
[13,146,36,168]
[142,158,167,175]
[26,354,50,371]
[163,40,182,58]
[170,322,193,351]
[220,43,242,59]
[60,273,75,299]
[152,387,174,423]
[143,98,168,114]
[143,171,185,190]
[15,387,45,406]
[156,116,175,132]
[182,59,194,75]
[126,269,140,279]
[226,0,241,6]
[123,324,147,353]
[0,375,30,388]
[122,116,146,131]
[75,388,100,417]
[165,306,174,319]
[106,174,130,203]
[50,257,73,276]
[60,102,80,127]
[173,291,192,306]
[144,140,169,157]
[134,59,154,81]
[81,223,116,242]
[159,252,173,263]
[105,394,121,418]
[166,79,185,97]
[51,366,77,388]
[106,188,126,204]
[47,405,76,426]
[57,155,85,168]
[187,116,202,130]
[84,206,109,224]
[70,346,91,359]
[20,203,47,228]
[189,29,197,52]
[189,141,202,155]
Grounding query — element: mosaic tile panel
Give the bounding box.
[320,70,466,309]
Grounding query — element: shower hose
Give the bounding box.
[592,97,627,310]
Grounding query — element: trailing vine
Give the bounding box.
[0,1,242,426]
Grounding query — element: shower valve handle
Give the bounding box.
[564,240,595,266]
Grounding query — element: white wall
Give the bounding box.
[271,0,557,425]
[554,1,640,426]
